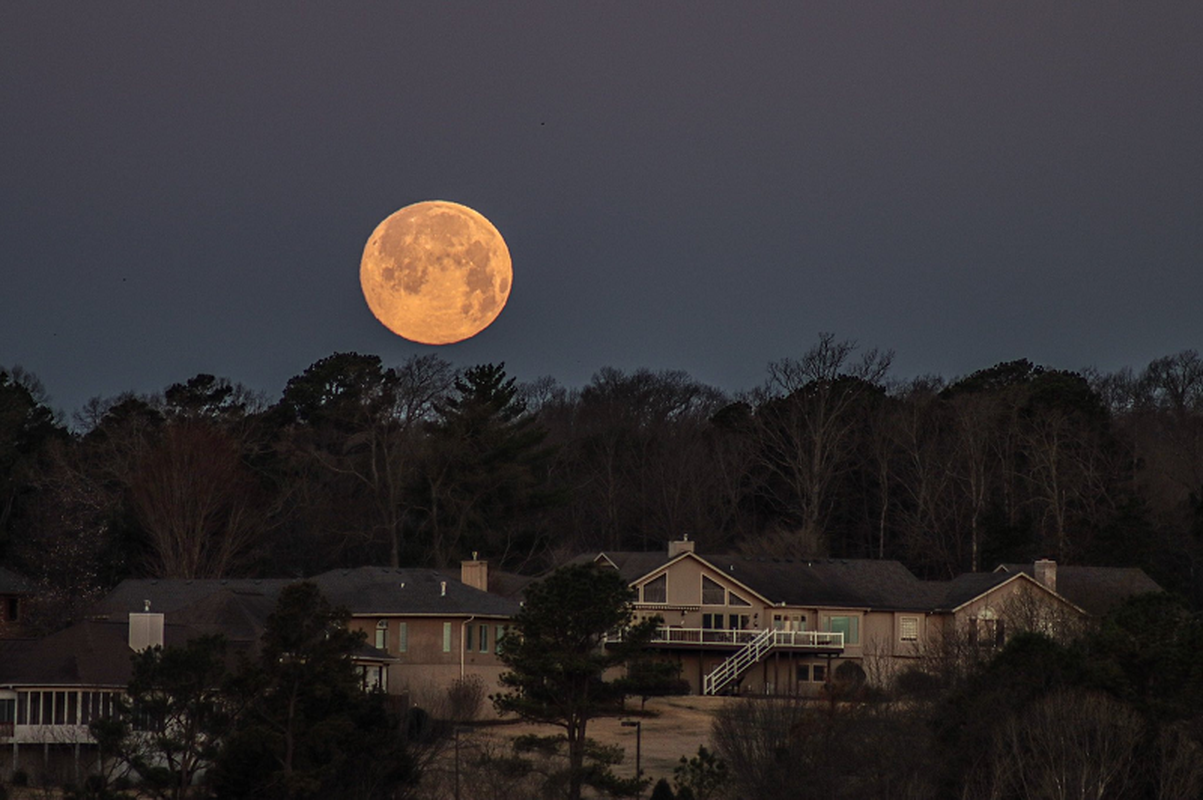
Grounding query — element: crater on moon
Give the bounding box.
[359,201,513,345]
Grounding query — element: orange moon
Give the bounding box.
[359,201,512,345]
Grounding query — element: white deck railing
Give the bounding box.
[607,626,843,649]
[701,629,844,695]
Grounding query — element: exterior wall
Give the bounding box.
[860,610,928,684]
[347,615,510,712]
[1,741,104,785]
[951,577,1083,641]
[656,650,852,696]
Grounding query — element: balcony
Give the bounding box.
[607,626,844,652]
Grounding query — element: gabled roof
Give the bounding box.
[566,551,675,584]
[0,565,37,595]
[581,548,1092,616]
[586,549,948,611]
[995,564,1163,616]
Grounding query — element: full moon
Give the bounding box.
[359,201,512,345]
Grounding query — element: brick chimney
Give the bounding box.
[1034,559,1057,593]
[129,609,165,651]
[667,536,696,558]
[461,555,488,592]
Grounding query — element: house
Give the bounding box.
[587,539,1158,696]
[0,598,271,783]
[1,560,518,782]
[0,566,36,638]
[85,561,517,706]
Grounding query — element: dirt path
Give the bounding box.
[475,695,727,785]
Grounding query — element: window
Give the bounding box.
[729,592,751,607]
[0,698,14,724]
[825,615,860,645]
[899,616,919,642]
[479,624,488,653]
[772,614,785,631]
[398,622,408,653]
[465,625,473,651]
[970,616,1005,647]
[495,625,506,654]
[729,614,749,631]
[375,620,388,651]
[642,575,667,604]
[812,664,827,682]
[443,622,452,653]
[702,613,724,630]
[5,597,17,621]
[796,664,810,682]
[701,576,726,606]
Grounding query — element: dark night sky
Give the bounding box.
[3,3,1201,417]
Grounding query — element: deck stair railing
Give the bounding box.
[702,629,845,695]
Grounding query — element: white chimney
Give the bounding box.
[1034,559,1057,593]
[129,611,165,651]
[440,580,447,597]
[461,558,488,592]
[667,536,696,558]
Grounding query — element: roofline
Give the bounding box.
[946,571,1087,616]
[629,552,781,609]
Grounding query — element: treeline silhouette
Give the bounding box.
[2,334,1201,629]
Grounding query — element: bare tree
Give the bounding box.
[750,334,893,556]
[991,690,1143,800]
[131,420,271,578]
[1153,721,1203,800]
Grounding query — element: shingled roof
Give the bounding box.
[996,563,1163,616]
[308,567,519,618]
[92,567,519,621]
[582,547,1089,614]
[584,549,984,611]
[0,619,203,687]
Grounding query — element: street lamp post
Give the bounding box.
[621,719,642,780]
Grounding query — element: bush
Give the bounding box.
[447,674,486,722]
[894,666,943,701]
